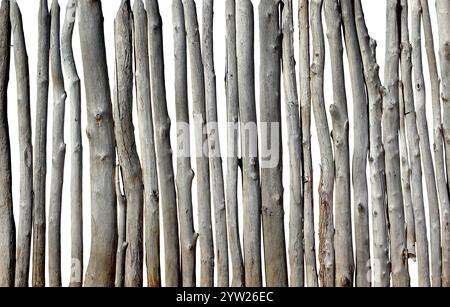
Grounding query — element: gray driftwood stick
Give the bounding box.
[324,0,353,287]
[114,0,144,287]
[61,0,83,288]
[311,0,335,288]
[78,0,117,287]
[429,0,450,287]
[236,0,262,287]
[133,0,160,287]
[172,0,197,287]
[11,0,33,288]
[341,0,370,287]
[411,0,441,287]
[147,0,181,287]
[48,0,67,287]
[225,0,244,288]
[299,0,318,287]
[259,0,287,287]
[282,0,303,288]
[182,0,214,287]
[383,0,409,287]
[400,0,429,287]
[203,0,229,287]
[32,0,50,288]
[0,0,15,288]
[114,166,127,288]
[354,0,390,287]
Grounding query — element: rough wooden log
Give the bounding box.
[114,165,127,288]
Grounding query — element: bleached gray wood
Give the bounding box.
[236,0,262,287]
[383,0,410,287]
[203,0,229,287]
[61,0,83,288]
[32,0,50,288]
[0,0,15,288]
[341,0,370,287]
[400,0,429,286]
[299,0,318,287]
[78,0,117,287]
[324,0,353,287]
[48,0,67,287]
[225,0,244,288]
[259,0,287,288]
[132,0,160,287]
[432,0,450,288]
[114,0,144,288]
[172,0,197,287]
[310,0,334,288]
[146,0,181,287]
[114,166,127,288]
[182,0,214,287]
[11,0,33,288]
[354,0,390,287]
[411,0,441,287]
[282,0,304,288]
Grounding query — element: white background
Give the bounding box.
[6,0,440,286]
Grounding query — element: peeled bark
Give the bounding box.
[341,0,370,287]
[32,0,50,287]
[78,0,117,287]
[225,0,244,288]
[61,0,83,288]
[411,0,441,287]
[236,0,262,287]
[282,0,303,288]
[203,0,229,287]
[354,0,390,287]
[259,0,287,288]
[433,0,450,287]
[172,0,197,287]
[11,0,33,288]
[114,0,144,287]
[182,0,214,287]
[132,0,160,287]
[114,166,127,288]
[310,0,334,288]
[48,0,67,287]
[299,0,318,287]
[383,0,409,287]
[324,0,353,288]
[147,0,180,287]
[400,0,429,287]
[0,0,15,288]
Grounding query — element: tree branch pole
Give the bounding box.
[182,0,214,287]
[11,0,33,288]
[383,0,409,287]
[61,0,83,288]
[311,0,335,288]
[78,0,117,287]
[299,0,318,287]
[399,0,429,287]
[282,0,304,288]
[132,0,160,287]
[341,0,370,287]
[48,0,67,287]
[260,0,287,287]
[429,0,450,287]
[114,0,144,287]
[411,0,441,287]
[236,0,262,287]
[172,0,197,287]
[114,166,127,288]
[147,0,181,287]
[0,0,15,288]
[32,0,50,287]
[203,0,229,287]
[225,0,244,288]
